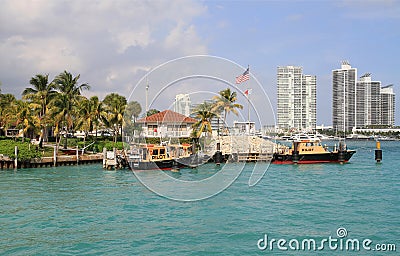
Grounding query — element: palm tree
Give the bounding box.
[76,96,106,142]
[125,101,142,124]
[90,96,105,140]
[212,88,243,131]
[22,74,57,144]
[0,94,17,136]
[192,101,217,152]
[102,93,127,143]
[76,96,92,142]
[14,100,40,141]
[123,101,142,138]
[22,74,56,118]
[53,71,90,149]
[47,94,68,151]
[192,101,217,138]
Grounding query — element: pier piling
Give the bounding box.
[215,142,222,166]
[292,142,299,164]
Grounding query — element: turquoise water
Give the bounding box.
[1,141,399,255]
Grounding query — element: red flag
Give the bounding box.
[244,89,252,96]
[235,67,250,84]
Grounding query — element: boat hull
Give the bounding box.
[129,159,175,170]
[272,150,356,164]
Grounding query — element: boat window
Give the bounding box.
[153,149,158,155]
[159,148,165,155]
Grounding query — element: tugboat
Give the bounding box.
[272,138,356,164]
[127,144,193,170]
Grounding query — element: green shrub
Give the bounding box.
[0,140,42,161]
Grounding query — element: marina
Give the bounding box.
[102,134,357,170]
[0,140,398,255]
[1,1,399,254]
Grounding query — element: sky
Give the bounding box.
[1,0,399,126]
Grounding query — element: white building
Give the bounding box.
[136,110,196,138]
[277,66,316,131]
[173,94,191,117]
[381,84,395,126]
[332,61,357,132]
[333,62,395,130]
[356,73,381,127]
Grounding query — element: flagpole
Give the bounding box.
[247,65,250,125]
[247,89,250,123]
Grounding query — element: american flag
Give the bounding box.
[235,67,250,84]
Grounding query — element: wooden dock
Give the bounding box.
[231,152,273,162]
[0,154,103,169]
[102,148,129,170]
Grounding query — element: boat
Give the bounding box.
[60,148,79,155]
[272,138,356,164]
[127,143,193,170]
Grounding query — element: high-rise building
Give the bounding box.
[333,61,396,130]
[332,61,357,132]
[277,66,316,131]
[381,85,395,126]
[173,94,191,117]
[356,73,381,127]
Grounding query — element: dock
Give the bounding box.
[102,148,129,170]
[0,154,103,169]
[219,135,276,162]
[233,152,273,162]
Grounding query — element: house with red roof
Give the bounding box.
[136,110,197,138]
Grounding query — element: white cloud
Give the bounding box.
[0,0,208,98]
[113,27,153,53]
[164,22,207,55]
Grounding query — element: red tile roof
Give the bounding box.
[137,110,197,124]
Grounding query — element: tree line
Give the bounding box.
[0,71,141,149]
[0,72,244,149]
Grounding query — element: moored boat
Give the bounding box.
[127,143,193,170]
[272,138,356,164]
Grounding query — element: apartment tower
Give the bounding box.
[173,94,191,117]
[332,61,357,132]
[277,66,316,131]
[381,85,395,126]
[356,73,381,127]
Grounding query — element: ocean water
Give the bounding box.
[0,141,399,255]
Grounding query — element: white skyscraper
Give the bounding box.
[333,61,395,130]
[381,85,395,126]
[356,73,381,127]
[332,61,357,132]
[277,66,316,131]
[173,94,191,117]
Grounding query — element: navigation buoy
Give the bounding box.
[375,141,382,163]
